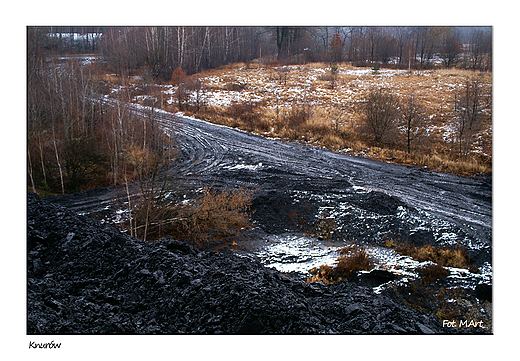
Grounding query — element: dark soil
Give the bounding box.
[34,110,492,334]
[28,191,475,334]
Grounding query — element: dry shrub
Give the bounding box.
[308,244,373,284]
[321,134,346,149]
[418,263,450,284]
[177,185,255,247]
[383,239,398,248]
[227,100,258,123]
[395,242,469,269]
[416,245,468,268]
[127,198,181,241]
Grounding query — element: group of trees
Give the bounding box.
[35,26,492,80]
[27,27,173,196]
[28,27,255,245]
[98,27,269,79]
[361,76,490,157]
[39,26,103,54]
[312,26,492,71]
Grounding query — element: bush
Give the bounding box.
[372,62,380,74]
[361,88,400,145]
[418,263,450,284]
[176,185,255,247]
[227,100,263,128]
[308,244,373,284]
[394,242,469,269]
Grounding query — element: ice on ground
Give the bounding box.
[224,162,263,171]
[254,234,492,292]
[255,234,339,274]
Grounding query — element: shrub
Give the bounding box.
[372,62,380,74]
[176,185,255,247]
[394,242,469,269]
[227,100,263,128]
[361,88,400,145]
[418,263,450,284]
[308,244,373,284]
[171,67,187,85]
[382,239,398,248]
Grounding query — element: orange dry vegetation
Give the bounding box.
[176,185,255,247]
[170,62,492,175]
[307,244,373,284]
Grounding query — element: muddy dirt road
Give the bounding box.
[49,105,492,265]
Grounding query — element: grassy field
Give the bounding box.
[114,61,493,175]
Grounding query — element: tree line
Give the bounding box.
[27,27,173,195]
[33,26,492,80]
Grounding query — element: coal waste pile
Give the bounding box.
[28,192,466,334]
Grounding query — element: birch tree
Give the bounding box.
[453,76,489,157]
[399,92,426,153]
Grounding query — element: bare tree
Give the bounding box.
[399,92,427,153]
[171,67,188,110]
[328,102,347,132]
[440,28,461,68]
[453,76,489,157]
[468,28,492,71]
[187,76,207,111]
[361,88,400,145]
[329,33,345,64]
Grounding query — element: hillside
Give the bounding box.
[117,62,491,175]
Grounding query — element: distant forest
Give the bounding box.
[29,26,492,78]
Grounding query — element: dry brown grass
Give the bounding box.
[392,242,470,269]
[176,185,255,247]
[365,147,491,174]
[111,61,491,176]
[307,244,373,284]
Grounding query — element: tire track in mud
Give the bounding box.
[48,105,492,263]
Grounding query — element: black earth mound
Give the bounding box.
[27,192,481,334]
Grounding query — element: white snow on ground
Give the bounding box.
[255,234,340,274]
[224,162,263,171]
[256,236,491,293]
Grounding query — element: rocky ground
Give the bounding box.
[27,191,484,334]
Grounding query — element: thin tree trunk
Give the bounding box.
[28,148,36,193]
[38,135,47,183]
[52,129,65,194]
[124,172,133,238]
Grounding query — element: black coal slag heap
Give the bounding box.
[28,191,460,334]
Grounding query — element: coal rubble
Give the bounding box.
[29,191,461,334]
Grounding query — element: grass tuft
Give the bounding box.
[394,242,470,269]
[307,244,373,284]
